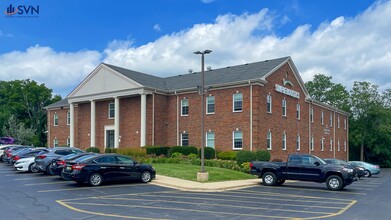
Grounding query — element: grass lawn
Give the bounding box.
[152,163,257,182]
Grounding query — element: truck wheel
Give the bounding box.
[262,172,277,186]
[326,175,343,191]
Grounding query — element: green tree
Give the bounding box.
[0,79,61,146]
[3,115,36,145]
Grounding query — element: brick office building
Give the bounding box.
[46,57,349,160]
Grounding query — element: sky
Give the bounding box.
[0,0,389,98]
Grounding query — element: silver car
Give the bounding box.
[34,147,83,174]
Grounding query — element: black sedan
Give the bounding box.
[48,152,95,175]
[61,154,156,186]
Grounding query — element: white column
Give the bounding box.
[114,97,120,148]
[90,100,96,148]
[140,93,147,147]
[70,103,75,147]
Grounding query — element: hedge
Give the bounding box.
[168,146,198,156]
[199,147,216,159]
[254,150,271,161]
[145,146,170,156]
[217,151,237,160]
[236,150,257,165]
[86,147,100,153]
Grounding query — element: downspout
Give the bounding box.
[176,91,179,146]
[152,91,155,146]
[249,81,253,151]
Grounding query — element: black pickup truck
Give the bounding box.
[250,153,357,190]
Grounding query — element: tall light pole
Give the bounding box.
[194,50,212,181]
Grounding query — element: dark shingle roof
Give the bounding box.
[45,98,69,109]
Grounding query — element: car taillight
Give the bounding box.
[71,164,86,170]
[374,165,380,169]
[14,156,20,161]
[57,160,65,165]
[250,162,253,169]
[39,155,47,159]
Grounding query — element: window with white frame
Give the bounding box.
[330,138,333,151]
[267,130,272,150]
[310,107,314,122]
[344,118,347,130]
[321,138,324,151]
[206,96,215,114]
[338,115,340,128]
[67,137,70,146]
[233,93,243,112]
[296,134,300,151]
[296,103,300,119]
[206,132,215,148]
[67,111,70,125]
[344,140,347,151]
[54,113,58,126]
[233,131,243,149]
[181,99,189,116]
[311,135,314,151]
[330,113,333,127]
[181,133,189,146]
[282,132,286,150]
[267,94,272,113]
[54,138,58,147]
[108,103,115,119]
[282,98,287,116]
[338,139,340,151]
[321,111,324,125]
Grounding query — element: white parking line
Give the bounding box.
[14,176,59,180]
[38,183,146,193]
[25,181,70,186]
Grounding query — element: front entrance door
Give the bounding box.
[106,130,115,148]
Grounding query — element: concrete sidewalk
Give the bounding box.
[151,174,261,192]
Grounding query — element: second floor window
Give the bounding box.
[67,111,70,125]
[267,94,272,113]
[233,93,243,112]
[310,107,314,122]
[330,113,333,127]
[109,103,115,119]
[344,118,347,130]
[282,99,287,116]
[321,111,324,125]
[296,103,300,119]
[206,96,215,114]
[181,99,189,116]
[338,116,340,128]
[54,113,58,126]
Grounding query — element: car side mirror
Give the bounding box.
[314,161,320,166]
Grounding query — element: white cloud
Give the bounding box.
[153,24,161,32]
[200,0,215,3]
[0,45,101,96]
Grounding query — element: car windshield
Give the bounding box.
[313,155,327,165]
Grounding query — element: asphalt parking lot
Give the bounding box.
[0,163,390,219]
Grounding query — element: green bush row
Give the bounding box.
[236,150,271,165]
[86,147,100,153]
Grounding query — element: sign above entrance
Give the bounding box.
[275,84,300,99]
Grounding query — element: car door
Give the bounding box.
[286,154,302,179]
[95,156,120,181]
[116,156,139,180]
[299,155,322,181]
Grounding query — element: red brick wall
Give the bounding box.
[47,108,70,147]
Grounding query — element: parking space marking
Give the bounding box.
[14,176,59,180]
[58,189,357,219]
[38,183,147,193]
[25,181,70,186]
[252,184,367,195]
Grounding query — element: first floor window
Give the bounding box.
[267,130,272,150]
[54,138,58,147]
[233,131,243,149]
[330,138,333,151]
[338,139,340,151]
[321,138,324,151]
[67,137,70,146]
[109,102,115,119]
[181,133,189,146]
[206,132,215,148]
[54,113,58,126]
[282,132,286,150]
[181,99,189,116]
[311,135,314,151]
[296,134,300,151]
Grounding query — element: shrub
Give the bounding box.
[116,147,146,157]
[168,146,198,156]
[236,150,256,165]
[188,153,198,160]
[171,152,183,158]
[145,146,170,156]
[199,147,215,159]
[217,151,237,160]
[86,147,100,153]
[240,162,251,173]
[104,148,117,153]
[254,150,271,161]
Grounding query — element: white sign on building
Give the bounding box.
[275,84,300,99]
